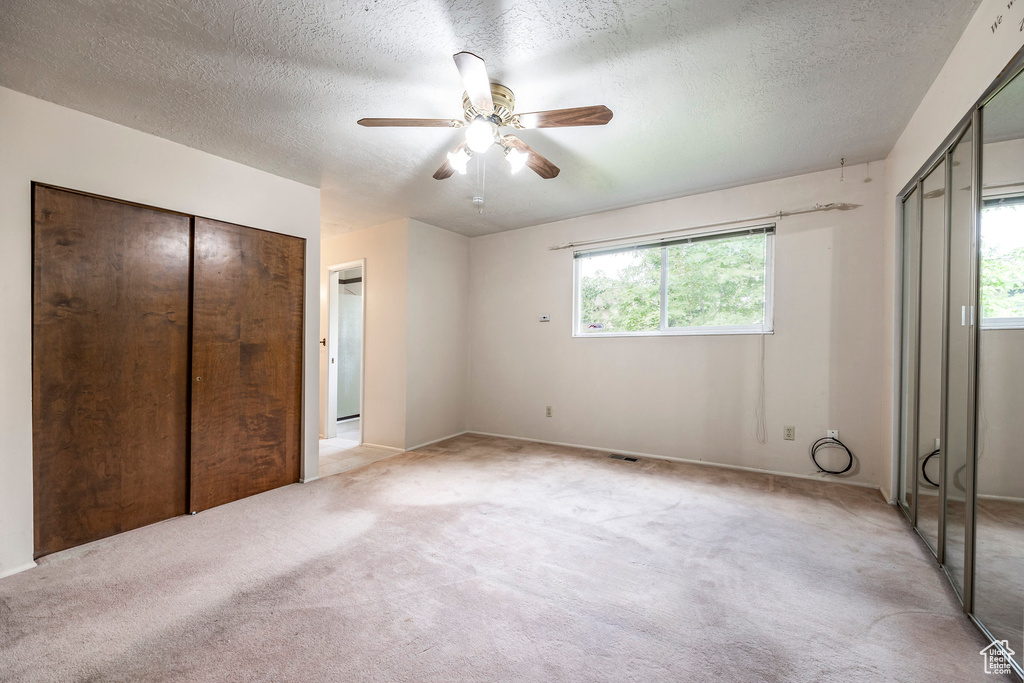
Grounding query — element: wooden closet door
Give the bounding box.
[32,185,191,557]
[190,218,304,512]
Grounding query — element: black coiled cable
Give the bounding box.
[921,449,940,487]
[810,436,854,475]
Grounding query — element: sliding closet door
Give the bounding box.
[898,188,921,519]
[917,160,947,555]
[189,218,304,512]
[974,66,1024,667]
[942,124,976,597]
[32,185,191,556]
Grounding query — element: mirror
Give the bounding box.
[917,158,946,554]
[944,123,974,595]
[899,188,921,518]
[975,66,1024,666]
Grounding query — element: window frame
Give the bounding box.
[572,225,776,338]
[979,194,1024,330]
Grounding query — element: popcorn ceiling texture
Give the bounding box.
[0,0,980,236]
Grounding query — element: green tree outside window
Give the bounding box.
[577,231,769,334]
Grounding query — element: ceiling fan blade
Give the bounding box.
[515,105,613,129]
[433,142,468,180]
[453,51,494,113]
[358,118,462,127]
[502,135,560,179]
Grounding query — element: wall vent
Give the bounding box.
[609,454,639,462]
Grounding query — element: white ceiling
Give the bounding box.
[0,0,980,237]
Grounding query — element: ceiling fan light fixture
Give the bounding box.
[358,53,610,184]
[465,118,497,153]
[447,148,471,174]
[505,146,528,174]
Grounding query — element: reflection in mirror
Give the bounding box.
[975,66,1024,668]
[899,189,921,517]
[917,159,946,555]
[943,123,973,595]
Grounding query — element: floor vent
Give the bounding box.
[609,454,639,462]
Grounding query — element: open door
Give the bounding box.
[325,262,364,443]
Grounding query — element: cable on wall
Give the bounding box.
[920,449,940,487]
[920,450,968,491]
[810,436,854,475]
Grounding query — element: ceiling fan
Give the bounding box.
[357,51,613,181]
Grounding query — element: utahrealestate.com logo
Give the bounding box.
[980,641,1016,675]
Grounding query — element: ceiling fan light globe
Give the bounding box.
[505,147,528,174]
[447,148,471,174]
[465,118,497,153]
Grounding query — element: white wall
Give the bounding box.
[882,0,1024,500]
[468,162,887,487]
[406,220,470,449]
[321,220,409,449]
[320,218,470,451]
[0,87,321,578]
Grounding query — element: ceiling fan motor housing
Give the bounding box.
[463,83,515,126]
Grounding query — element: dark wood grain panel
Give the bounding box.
[453,51,493,112]
[189,218,304,512]
[357,118,462,128]
[433,142,467,180]
[32,184,191,557]
[501,135,561,179]
[515,105,613,128]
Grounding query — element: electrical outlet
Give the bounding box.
[784,426,795,440]
[539,314,551,322]
[827,429,839,439]
[545,406,552,418]
[935,437,941,450]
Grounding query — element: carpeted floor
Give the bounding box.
[0,434,1008,681]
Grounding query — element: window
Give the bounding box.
[574,226,774,336]
[981,196,1024,329]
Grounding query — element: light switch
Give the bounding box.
[539,314,550,322]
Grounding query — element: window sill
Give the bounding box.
[980,319,1024,331]
[573,326,774,338]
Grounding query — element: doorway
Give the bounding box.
[325,260,364,443]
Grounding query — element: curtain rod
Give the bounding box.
[547,202,861,251]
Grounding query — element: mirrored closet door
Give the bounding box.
[917,159,947,555]
[943,123,975,599]
[974,65,1024,671]
[897,54,1024,677]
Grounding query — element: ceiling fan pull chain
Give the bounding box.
[473,155,486,214]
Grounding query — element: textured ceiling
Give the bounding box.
[0,0,981,237]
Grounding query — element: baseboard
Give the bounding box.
[0,560,37,580]
[361,443,406,454]
[300,475,320,484]
[467,431,881,492]
[406,431,469,452]
[978,493,1024,504]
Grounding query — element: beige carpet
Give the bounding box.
[0,434,1007,681]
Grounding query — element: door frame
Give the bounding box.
[325,258,365,444]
